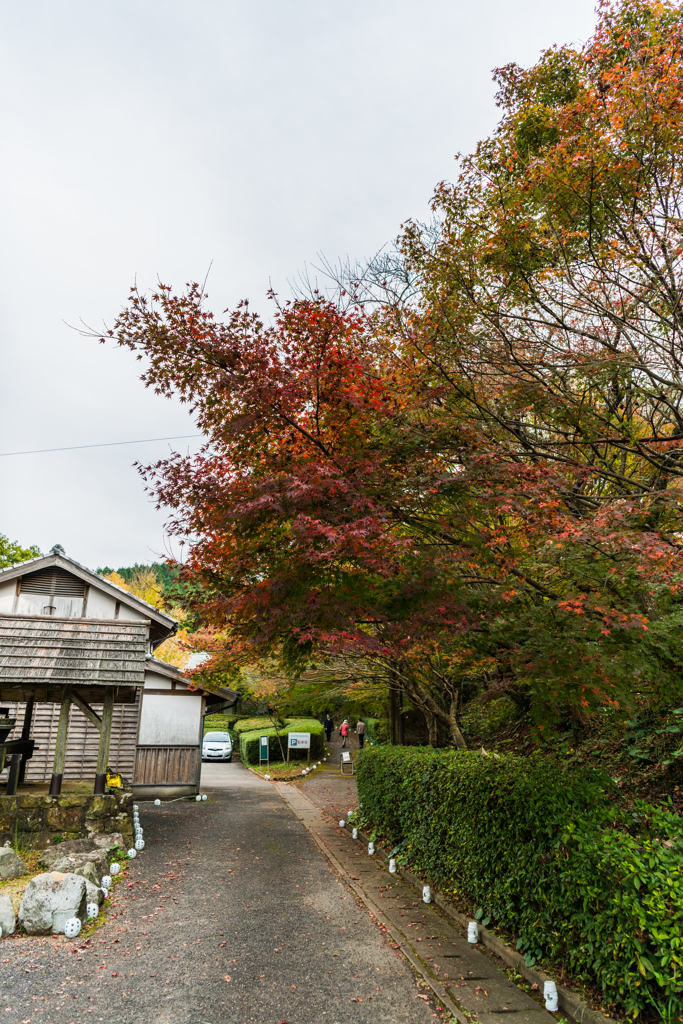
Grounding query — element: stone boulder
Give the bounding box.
[38,832,124,870]
[51,848,108,882]
[0,895,16,937]
[18,872,87,935]
[85,879,105,907]
[72,861,102,888]
[0,847,26,879]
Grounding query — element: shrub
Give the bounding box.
[360,717,381,743]
[356,746,683,1020]
[233,716,277,735]
[239,719,324,765]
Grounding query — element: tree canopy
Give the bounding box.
[101,0,683,744]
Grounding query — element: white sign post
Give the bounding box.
[287,732,311,765]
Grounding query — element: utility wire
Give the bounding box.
[0,434,204,458]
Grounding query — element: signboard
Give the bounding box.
[288,732,311,749]
[259,736,269,761]
[342,752,351,762]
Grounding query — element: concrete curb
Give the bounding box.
[345,822,621,1024]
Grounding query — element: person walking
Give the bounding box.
[339,719,349,748]
[356,718,366,749]
[324,713,334,742]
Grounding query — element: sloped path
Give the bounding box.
[0,764,440,1024]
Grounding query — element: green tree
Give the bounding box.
[0,534,41,570]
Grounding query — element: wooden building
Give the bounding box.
[0,546,236,797]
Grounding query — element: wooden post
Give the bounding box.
[17,693,35,787]
[94,689,114,794]
[49,687,71,796]
[6,754,22,796]
[389,684,399,745]
[398,686,405,746]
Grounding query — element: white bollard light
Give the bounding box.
[339,819,345,828]
[64,917,81,938]
[133,804,139,812]
[86,903,100,920]
[368,842,375,855]
[110,863,121,875]
[467,921,479,944]
[135,838,145,851]
[543,981,559,1012]
[423,885,432,904]
[196,794,202,801]
[101,875,112,889]
[389,858,396,874]
[202,794,207,801]
[352,828,358,840]
[128,848,137,859]
[265,774,271,779]
[154,798,161,806]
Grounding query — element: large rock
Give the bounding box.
[51,848,108,881]
[85,879,105,907]
[0,847,26,879]
[0,895,15,936]
[18,872,87,935]
[72,861,102,888]
[38,832,124,871]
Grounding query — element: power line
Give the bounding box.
[0,434,204,458]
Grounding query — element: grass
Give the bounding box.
[248,749,335,782]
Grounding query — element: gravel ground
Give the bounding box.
[0,764,438,1024]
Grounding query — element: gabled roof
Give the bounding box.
[144,654,238,704]
[0,548,176,645]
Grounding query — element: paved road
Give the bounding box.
[0,764,439,1024]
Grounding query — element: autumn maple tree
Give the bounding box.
[102,0,683,743]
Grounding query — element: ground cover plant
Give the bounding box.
[357,745,683,1021]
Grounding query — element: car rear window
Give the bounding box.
[204,732,231,742]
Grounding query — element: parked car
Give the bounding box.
[202,731,232,762]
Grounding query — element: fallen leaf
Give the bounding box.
[224,975,231,982]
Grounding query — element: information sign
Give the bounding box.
[287,732,311,749]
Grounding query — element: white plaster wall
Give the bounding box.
[15,593,84,617]
[144,668,173,690]
[137,693,202,745]
[0,580,17,614]
[84,588,119,618]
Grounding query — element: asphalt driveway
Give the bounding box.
[0,764,439,1024]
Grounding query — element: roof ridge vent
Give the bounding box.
[50,544,66,556]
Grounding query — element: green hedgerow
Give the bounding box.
[356,746,683,1020]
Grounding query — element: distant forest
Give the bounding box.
[95,561,178,596]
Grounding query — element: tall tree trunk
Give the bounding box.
[398,686,405,746]
[425,710,439,747]
[448,694,468,751]
[389,684,399,745]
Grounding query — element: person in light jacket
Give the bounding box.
[356,719,366,748]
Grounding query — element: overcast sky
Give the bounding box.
[0,0,596,570]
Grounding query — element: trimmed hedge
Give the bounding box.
[239,719,324,765]
[356,746,683,1020]
[360,717,381,743]
[233,716,276,735]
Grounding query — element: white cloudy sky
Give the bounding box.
[0,0,596,569]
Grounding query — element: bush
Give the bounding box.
[239,719,324,765]
[233,716,277,735]
[360,717,381,743]
[356,746,683,1020]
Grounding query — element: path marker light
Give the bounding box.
[110,863,120,875]
[422,886,431,904]
[101,876,112,890]
[86,903,99,920]
[339,820,345,828]
[389,858,396,874]
[128,849,136,859]
[352,828,358,840]
[467,921,479,944]
[133,804,139,812]
[543,981,558,1012]
[196,794,201,801]
[202,794,207,801]
[154,798,161,806]
[135,838,145,851]
[368,842,375,855]
[64,918,81,938]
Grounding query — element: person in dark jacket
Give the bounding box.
[324,713,334,742]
